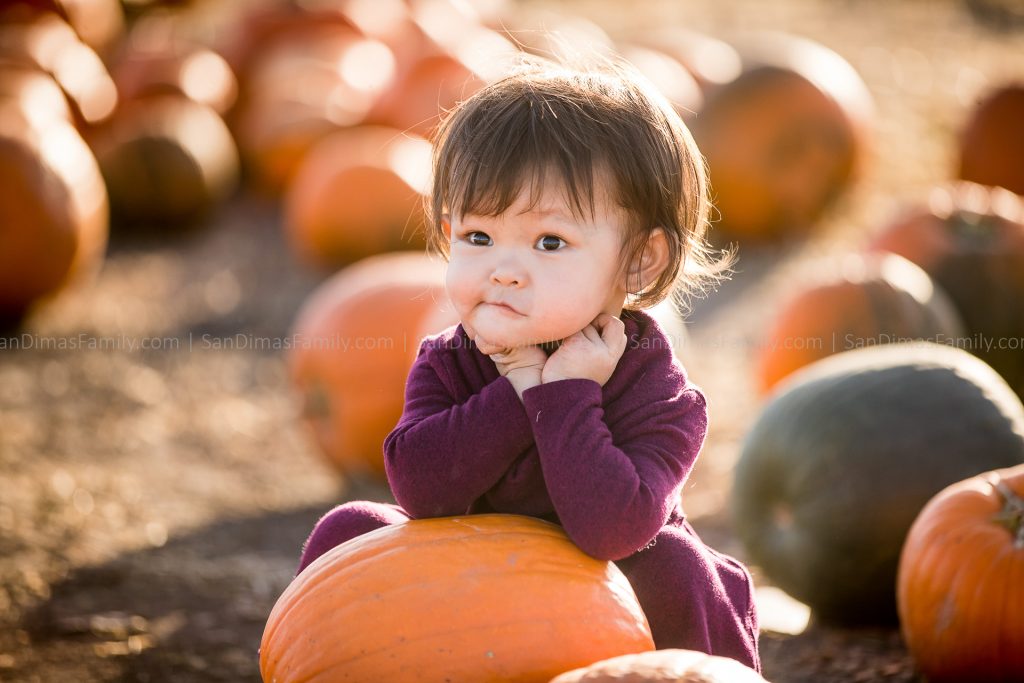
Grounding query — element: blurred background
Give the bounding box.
[2,0,1024,681]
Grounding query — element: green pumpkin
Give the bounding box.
[733,342,1024,624]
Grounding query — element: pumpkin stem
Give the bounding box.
[993,481,1024,549]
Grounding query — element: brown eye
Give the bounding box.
[537,235,566,251]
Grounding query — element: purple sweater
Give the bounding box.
[382,309,708,562]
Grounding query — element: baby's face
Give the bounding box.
[445,181,629,349]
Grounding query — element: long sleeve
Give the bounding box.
[383,343,536,519]
[521,375,708,561]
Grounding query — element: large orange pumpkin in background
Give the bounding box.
[260,515,655,683]
[757,252,963,394]
[89,94,239,231]
[287,252,450,478]
[0,108,108,326]
[284,126,431,268]
[958,83,1024,196]
[897,464,1024,682]
[867,181,1024,399]
[550,649,768,683]
[0,12,118,127]
[692,32,874,243]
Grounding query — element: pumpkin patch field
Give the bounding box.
[2,0,1024,681]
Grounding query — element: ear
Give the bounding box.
[441,213,452,242]
[625,228,670,294]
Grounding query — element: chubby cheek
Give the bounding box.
[443,260,478,314]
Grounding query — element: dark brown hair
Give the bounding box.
[426,55,732,313]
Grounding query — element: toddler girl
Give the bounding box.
[296,58,760,672]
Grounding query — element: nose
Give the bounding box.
[489,259,524,287]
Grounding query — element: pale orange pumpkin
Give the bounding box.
[550,648,768,682]
[897,464,1024,682]
[757,252,963,394]
[287,252,449,477]
[0,107,108,325]
[284,126,431,268]
[260,514,655,683]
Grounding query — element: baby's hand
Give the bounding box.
[475,335,547,400]
[542,313,627,387]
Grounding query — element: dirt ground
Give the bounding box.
[2,0,1023,681]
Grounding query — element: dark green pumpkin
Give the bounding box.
[733,342,1024,624]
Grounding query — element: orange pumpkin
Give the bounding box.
[0,0,124,55]
[0,13,118,127]
[90,95,239,230]
[757,252,963,393]
[287,252,449,477]
[550,648,768,682]
[867,181,1024,399]
[897,464,1024,682]
[284,126,431,268]
[0,63,73,130]
[629,27,742,92]
[958,83,1024,196]
[692,32,873,242]
[111,35,238,115]
[232,27,396,193]
[0,107,108,325]
[260,514,655,683]
[368,52,486,137]
[617,44,703,118]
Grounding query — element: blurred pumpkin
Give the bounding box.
[90,95,239,231]
[692,32,873,242]
[110,26,238,115]
[867,181,1024,399]
[617,44,703,118]
[287,252,449,477]
[757,252,963,394]
[367,52,485,137]
[218,0,361,88]
[550,648,768,683]
[897,464,1024,683]
[261,514,655,683]
[629,27,743,92]
[284,126,431,268]
[733,342,1024,624]
[412,292,460,361]
[0,12,117,127]
[0,62,73,130]
[0,0,124,55]
[233,27,396,193]
[0,107,108,326]
[958,83,1024,196]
